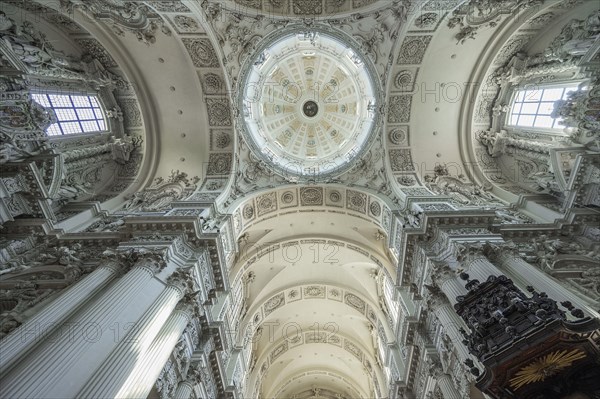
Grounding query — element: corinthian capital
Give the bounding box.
[100,248,137,275]
[177,291,204,321]
[430,262,456,287]
[455,241,515,266]
[132,248,168,275]
[480,241,517,262]
[167,268,195,295]
[424,284,448,311]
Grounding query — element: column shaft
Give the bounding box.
[173,380,195,399]
[0,263,157,398]
[498,254,599,318]
[433,304,470,363]
[466,256,502,282]
[440,277,468,306]
[0,262,119,374]
[436,373,461,399]
[78,282,185,398]
[115,306,192,398]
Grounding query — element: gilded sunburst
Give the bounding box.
[509,349,587,390]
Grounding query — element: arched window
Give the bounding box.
[506,82,586,131]
[31,93,107,136]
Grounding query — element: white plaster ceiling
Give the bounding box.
[408,21,498,180]
[109,30,212,181]
[64,7,213,185]
[230,200,395,398]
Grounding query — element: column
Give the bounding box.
[115,301,196,398]
[429,299,471,363]
[440,277,468,306]
[429,264,471,362]
[464,254,503,282]
[0,255,163,399]
[78,272,190,398]
[497,253,600,318]
[431,263,468,306]
[173,380,195,399]
[0,260,121,375]
[435,373,461,399]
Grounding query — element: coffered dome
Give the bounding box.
[239,29,380,181]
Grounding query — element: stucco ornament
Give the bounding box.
[60,0,171,45]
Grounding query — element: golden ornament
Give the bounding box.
[509,349,587,390]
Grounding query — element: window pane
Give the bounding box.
[80,120,100,132]
[32,94,50,107]
[562,87,580,99]
[49,94,72,107]
[535,115,554,128]
[55,109,77,121]
[524,89,542,101]
[521,102,539,114]
[518,115,535,127]
[89,97,100,107]
[60,122,82,134]
[510,115,519,125]
[46,124,62,136]
[92,108,103,119]
[70,95,91,107]
[76,108,96,120]
[511,102,523,114]
[538,102,555,115]
[97,119,106,130]
[542,88,564,101]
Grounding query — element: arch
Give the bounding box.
[268,367,369,399]
[26,0,240,207]
[236,282,396,347]
[227,185,394,256]
[210,0,390,19]
[458,1,598,199]
[248,330,386,399]
[0,1,153,225]
[231,236,393,287]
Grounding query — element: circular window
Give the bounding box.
[239,28,380,181]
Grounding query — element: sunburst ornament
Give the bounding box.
[509,349,587,390]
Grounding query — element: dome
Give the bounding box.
[238,28,380,181]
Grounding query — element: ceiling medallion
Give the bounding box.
[238,26,381,181]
